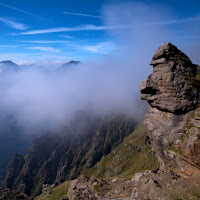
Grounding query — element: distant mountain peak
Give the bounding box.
[0,60,18,66]
[57,60,81,71]
[63,60,80,66]
[0,60,19,73]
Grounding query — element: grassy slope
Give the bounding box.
[35,181,70,200]
[35,123,159,199]
[84,123,159,180]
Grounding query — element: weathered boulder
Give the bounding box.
[140,42,198,114]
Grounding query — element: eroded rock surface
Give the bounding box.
[134,42,200,199]
[140,42,198,114]
[67,176,134,200]
[140,42,200,175]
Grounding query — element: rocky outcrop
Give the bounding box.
[132,42,200,199]
[140,42,198,114]
[66,175,134,200]
[140,42,200,175]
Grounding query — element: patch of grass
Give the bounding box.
[35,181,70,200]
[93,182,104,192]
[168,144,183,155]
[169,187,200,200]
[181,123,194,141]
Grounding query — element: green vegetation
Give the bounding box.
[93,182,104,192]
[168,144,183,155]
[84,123,159,180]
[181,122,194,141]
[169,187,200,200]
[35,181,70,200]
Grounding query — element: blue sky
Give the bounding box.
[0,0,200,64]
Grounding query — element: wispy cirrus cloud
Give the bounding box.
[146,16,200,25]
[27,46,60,52]
[77,42,117,54]
[0,17,29,30]
[18,40,69,44]
[62,11,103,19]
[0,45,17,48]
[0,2,38,17]
[60,35,74,39]
[149,16,200,25]
[20,24,128,35]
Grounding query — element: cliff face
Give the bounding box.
[140,42,200,176]
[133,42,200,200]
[2,114,136,197]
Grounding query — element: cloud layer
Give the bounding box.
[0,2,199,135]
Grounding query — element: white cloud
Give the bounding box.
[20,24,128,35]
[62,11,103,19]
[0,17,29,30]
[27,46,60,52]
[149,16,200,25]
[18,40,70,44]
[0,3,39,17]
[78,42,117,54]
[0,53,71,65]
[0,45,16,48]
[60,35,74,39]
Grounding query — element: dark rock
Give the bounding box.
[0,188,31,200]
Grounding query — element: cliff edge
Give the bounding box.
[133,42,200,200]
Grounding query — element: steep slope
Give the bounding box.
[0,188,31,200]
[0,118,33,184]
[84,123,159,179]
[2,113,136,197]
[35,123,159,200]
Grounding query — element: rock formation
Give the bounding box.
[140,42,198,114]
[133,42,200,199]
[140,42,200,175]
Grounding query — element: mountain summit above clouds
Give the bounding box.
[0,60,19,72]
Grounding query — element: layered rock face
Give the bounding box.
[140,42,200,176]
[140,42,198,114]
